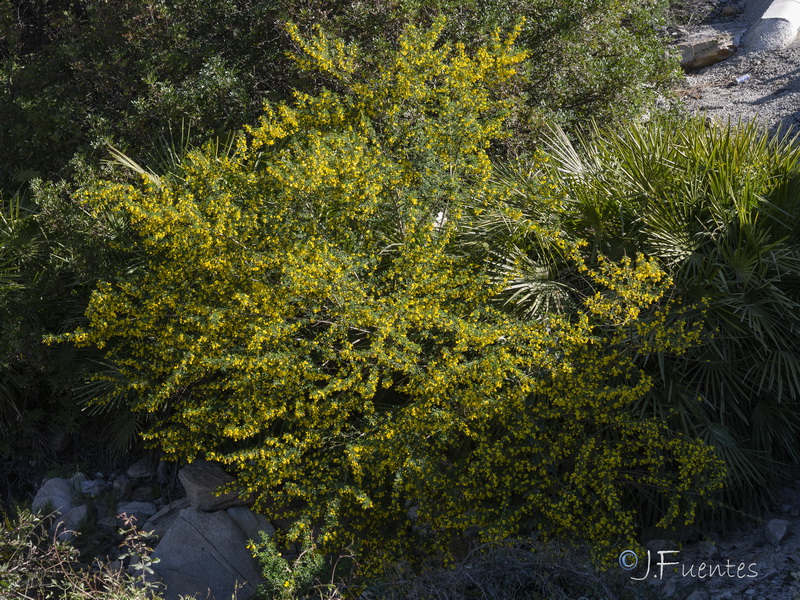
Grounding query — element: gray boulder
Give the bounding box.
[178,460,247,511]
[112,474,132,498]
[143,498,191,540]
[226,506,275,543]
[151,508,266,600]
[744,2,800,52]
[117,501,158,527]
[53,505,89,542]
[764,518,789,546]
[126,458,155,480]
[32,478,78,515]
[68,472,87,487]
[80,478,110,497]
[131,485,159,502]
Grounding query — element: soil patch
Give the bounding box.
[677,0,800,133]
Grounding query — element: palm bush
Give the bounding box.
[483,115,800,525]
[0,175,146,510]
[1,189,55,502]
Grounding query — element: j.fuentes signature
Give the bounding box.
[619,549,758,580]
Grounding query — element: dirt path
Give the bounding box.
[677,0,800,133]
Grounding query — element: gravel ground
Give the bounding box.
[677,0,800,134]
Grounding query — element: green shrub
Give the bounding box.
[56,22,723,573]
[0,0,677,190]
[251,531,332,600]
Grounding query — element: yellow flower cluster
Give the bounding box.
[49,19,724,574]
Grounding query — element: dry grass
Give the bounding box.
[368,540,662,600]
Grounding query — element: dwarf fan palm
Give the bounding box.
[485,115,800,525]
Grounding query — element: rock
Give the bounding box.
[781,503,794,513]
[225,506,275,544]
[131,486,159,502]
[80,479,110,497]
[151,508,263,600]
[685,591,709,600]
[97,516,117,529]
[113,474,132,498]
[758,568,780,583]
[117,501,158,527]
[719,541,736,552]
[697,540,720,559]
[143,498,191,540]
[126,458,155,480]
[705,574,729,589]
[744,0,800,52]
[68,472,88,487]
[764,519,789,546]
[662,578,677,598]
[53,505,89,542]
[678,31,738,70]
[32,478,78,515]
[178,460,247,512]
[646,573,662,587]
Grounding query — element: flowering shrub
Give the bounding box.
[56,21,723,571]
[251,531,331,600]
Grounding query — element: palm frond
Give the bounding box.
[106,146,164,189]
[1,190,43,288]
[541,122,591,179]
[106,409,145,457]
[749,397,800,462]
[74,359,135,414]
[489,246,575,318]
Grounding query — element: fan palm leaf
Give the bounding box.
[489,114,800,522]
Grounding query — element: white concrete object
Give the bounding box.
[744,0,800,51]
